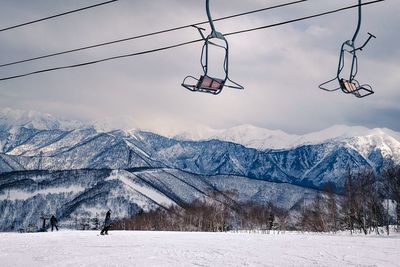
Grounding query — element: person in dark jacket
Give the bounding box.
[100,209,112,235]
[50,215,58,231]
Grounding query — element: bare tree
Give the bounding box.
[323,183,339,233]
[341,172,356,234]
[382,164,400,231]
[91,216,100,230]
[112,190,288,233]
[340,170,384,235]
[299,193,327,232]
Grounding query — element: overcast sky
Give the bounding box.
[0,0,398,135]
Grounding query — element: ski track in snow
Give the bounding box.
[106,170,176,207]
[0,231,399,267]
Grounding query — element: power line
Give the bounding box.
[0,0,384,82]
[0,0,308,68]
[0,0,119,33]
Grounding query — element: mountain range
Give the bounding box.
[0,108,399,231]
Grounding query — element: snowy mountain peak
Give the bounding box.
[0,108,85,130]
[1,108,399,152]
[171,124,298,149]
[171,123,400,150]
[92,116,140,133]
[209,124,299,150]
[0,108,59,130]
[314,124,370,137]
[172,125,221,141]
[225,124,290,137]
[303,125,400,142]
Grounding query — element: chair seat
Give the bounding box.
[339,78,374,98]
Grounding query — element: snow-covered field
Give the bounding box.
[1,231,399,267]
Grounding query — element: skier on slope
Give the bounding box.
[100,209,112,235]
[50,215,59,231]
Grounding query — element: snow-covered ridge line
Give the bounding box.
[0,107,86,131]
[2,107,399,151]
[171,124,400,150]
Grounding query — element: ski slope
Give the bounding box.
[0,231,399,266]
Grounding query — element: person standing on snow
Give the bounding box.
[50,215,59,231]
[100,209,112,235]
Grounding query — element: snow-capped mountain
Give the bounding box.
[0,109,399,186]
[1,108,400,231]
[175,124,299,150]
[1,126,397,188]
[0,107,85,131]
[173,124,400,151]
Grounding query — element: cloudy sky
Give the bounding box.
[0,0,398,135]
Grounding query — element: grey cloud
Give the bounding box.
[0,0,398,134]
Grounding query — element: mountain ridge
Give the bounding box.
[1,108,400,231]
[2,107,399,150]
[0,108,399,189]
[173,124,400,151]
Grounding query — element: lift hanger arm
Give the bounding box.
[352,0,362,43]
[206,0,224,39]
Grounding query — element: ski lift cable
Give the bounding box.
[0,0,385,82]
[0,0,119,33]
[0,0,308,69]
[0,39,202,82]
[224,0,383,37]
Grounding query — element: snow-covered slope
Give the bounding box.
[2,231,400,267]
[0,168,314,231]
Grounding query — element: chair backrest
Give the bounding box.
[340,79,361,97]
[340,79,367,98]
[340,79,357,93]
[197,75,224,91]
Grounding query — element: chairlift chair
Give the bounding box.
[181,0,244,95]
[319,0,376,98]
[339,78,373,98]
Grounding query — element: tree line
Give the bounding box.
[113,190,290,233]
[303,164,400,235]
[113,165,400,234]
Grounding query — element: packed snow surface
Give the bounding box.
[1,231,399,267]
